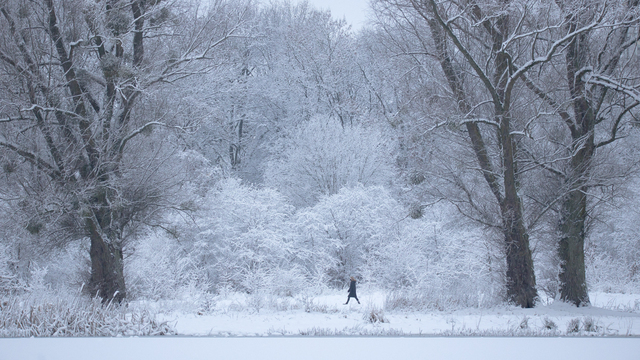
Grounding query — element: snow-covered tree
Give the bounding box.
[266,116,396,207]
[189,2,365,184]
[187,178,302,295]
[0,0,248,301]
[292,186,404,286]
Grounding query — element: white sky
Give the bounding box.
[300,0,370,30]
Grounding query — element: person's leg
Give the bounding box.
[344,296,350,304]
[355,295,360,304]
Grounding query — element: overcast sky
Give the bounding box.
[300,0,371,30]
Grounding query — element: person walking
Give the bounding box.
[344,276,360,304]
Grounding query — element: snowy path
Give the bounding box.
[2,337,640,360]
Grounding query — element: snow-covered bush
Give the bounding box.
[291,185,502,308]
[126,233,209,301]
[365,224,429,290]
[126,177,312,299]
[0,242,21,295]
[265,116,397,207]
[0,239,88,297]
[193,178,303,295]
[585,182,640,294]
[383,205,504,310]
[40,243,89,292]
[586,232,640,293]
[364,305,387,323]
[292,185,405,287]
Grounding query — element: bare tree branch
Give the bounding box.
[0,141,61,180]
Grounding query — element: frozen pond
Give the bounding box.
[2,337,640,360]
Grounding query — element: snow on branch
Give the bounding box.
[19,104,83,120]
[425,0,501,107]
[505,19,603,96]
[0,115,32,123]
[460,118,500,127]
[118,122,186,155]
[0,140,61,179]
[587,73,640,103]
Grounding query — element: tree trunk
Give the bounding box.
[558,24,595,306]
[558,187,589,306]
[88,218,126,302]
[501,115,538,307]
[557,119,592,307]
[503,204,538,307]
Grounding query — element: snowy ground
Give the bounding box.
[2,290,640,360]
[158,290,640,337]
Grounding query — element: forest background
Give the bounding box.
[0,0,639,336]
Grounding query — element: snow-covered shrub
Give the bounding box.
[292,185,502,308]
[265,116,397,207]
[0,239,87,297]
[25,263,49,294]
[40,243,89,292]
[384,204,504,310]
[566,318,581,333]
[193,178,303,295]
[587,231,640,294]
[268,266,308,297]
[301,295,335,313]
[582,316,599,332]
[132,177,311,299]
[364,305,387,323]
[586,182,640,294]
[292,185,405,287]
[121,152,222,303]
[290,208,342,289]
[126,233,209,301]
[0,242,21,295]
[543,317,557,330]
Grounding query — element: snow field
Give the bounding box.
[2,291,640,360]
[154,290,640,337]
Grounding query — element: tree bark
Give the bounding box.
[500,111,538,308]
[557,16,596,306]
[558,187,589,305]
[502,202,538,307]
[88,217,126,302]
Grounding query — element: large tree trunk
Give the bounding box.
[493,9,537,307]
[558,24,595,306]
[503,205,538,307]
[87,218,126,302]
[557,115,593,307]
[501,117,538,307]
[558,187,589,306]
[556,0,638,303]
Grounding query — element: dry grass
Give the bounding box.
[0,294,175,337]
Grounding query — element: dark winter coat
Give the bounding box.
[347,280,357,298]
